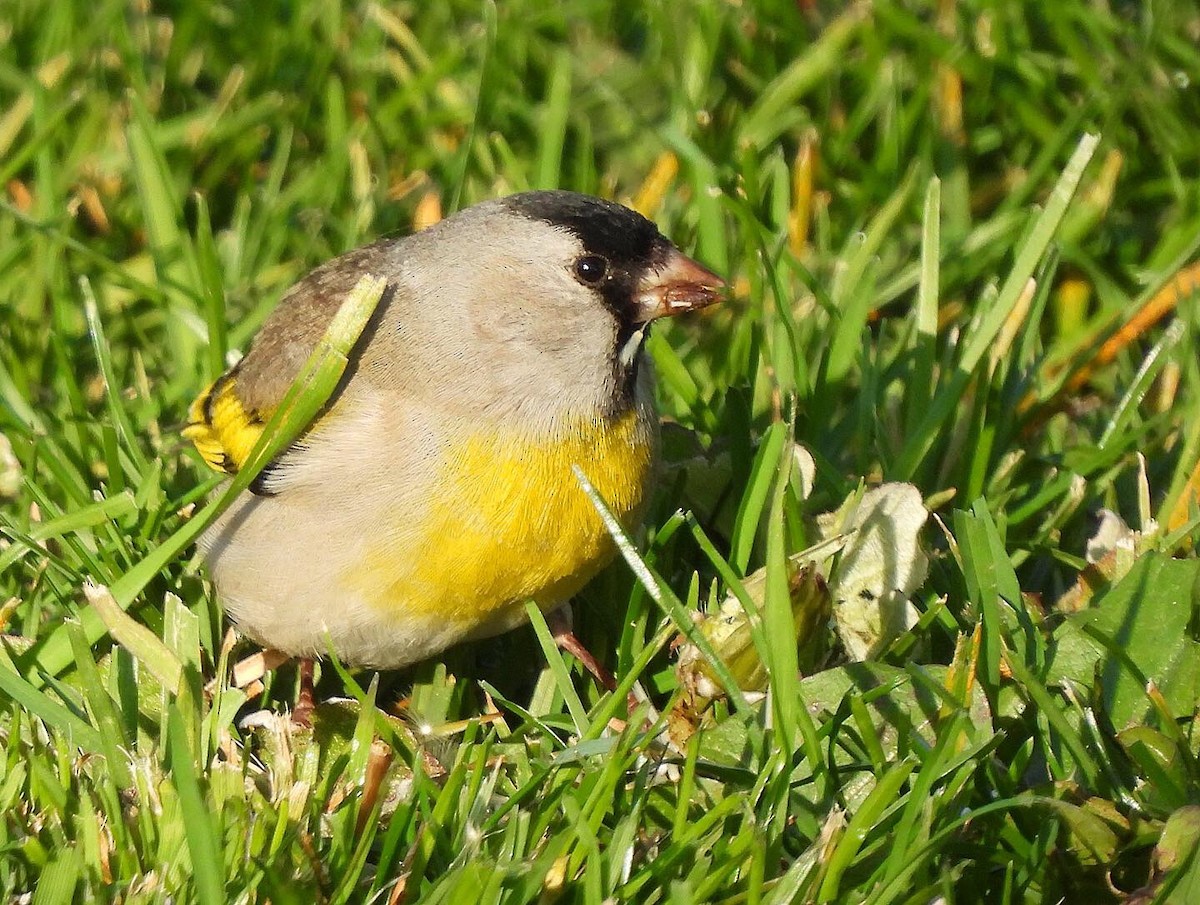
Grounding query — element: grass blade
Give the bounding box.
[893,133,1100,479]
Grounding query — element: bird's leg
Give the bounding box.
[546,605,617,691]
[292,657,316,728]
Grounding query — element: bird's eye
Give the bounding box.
[573,254,609,285]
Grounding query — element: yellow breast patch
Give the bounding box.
[346,408,655,627]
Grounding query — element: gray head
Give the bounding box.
[382,190,725,423]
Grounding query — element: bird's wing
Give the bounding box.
[184,241,398,488]
[183,367,268,478]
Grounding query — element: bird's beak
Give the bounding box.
[633,247,725,323]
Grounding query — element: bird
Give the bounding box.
[184,190,724,721]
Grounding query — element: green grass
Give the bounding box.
[3,0,1200,901]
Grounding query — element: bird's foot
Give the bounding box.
[291,657,316,728]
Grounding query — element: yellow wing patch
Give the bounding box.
[183,374,266,475]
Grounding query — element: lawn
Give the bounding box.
[2,1,1200,902]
